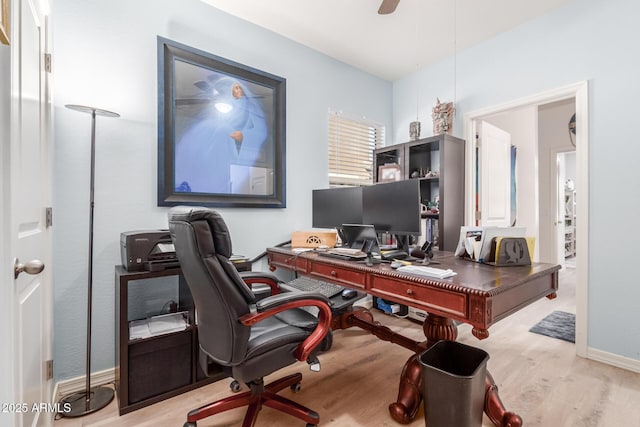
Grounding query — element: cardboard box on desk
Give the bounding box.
[291,231,337,248]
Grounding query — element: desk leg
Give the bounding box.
[334,310,522,426]
[422,313,458,344]
[388,313,459,424]
[392,314,522,427]
[485,371,523,427]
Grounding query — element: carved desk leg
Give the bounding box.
[332,309,522,426]
[423,313,458,344]
[485,371,523,427]
[389,313,458,424]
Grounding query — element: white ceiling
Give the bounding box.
[200,0,573,81]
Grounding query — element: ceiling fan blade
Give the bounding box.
[378,0,400,15]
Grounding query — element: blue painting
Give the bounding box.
[157,37,286,208]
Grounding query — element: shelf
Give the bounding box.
[563,189,576,259]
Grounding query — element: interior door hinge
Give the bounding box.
[475,211,481,221]
[45,207,53,228]
[45,360,53,380]
[44,53,52,73]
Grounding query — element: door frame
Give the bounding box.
[0,44,13,414]
[463,81,589,357]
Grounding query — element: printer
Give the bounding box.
[120,230,179,271]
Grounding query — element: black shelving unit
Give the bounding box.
[374,134,465,252]
[114,266,232,415]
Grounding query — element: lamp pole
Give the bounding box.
[59,104,120,417]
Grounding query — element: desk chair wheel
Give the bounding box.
[306,424,317,427]
[183,422,197,427]
[290,382,302,393]
[230,379,242,393]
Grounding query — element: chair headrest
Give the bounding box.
[168,206,232,258]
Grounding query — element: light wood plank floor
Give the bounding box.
[55,267,640,426]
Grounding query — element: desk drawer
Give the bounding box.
[310,263,366,289]
[268,252,308,273]
[370,275,467,319]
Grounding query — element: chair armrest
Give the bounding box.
[239,292,332,362]
[239,271,280,295]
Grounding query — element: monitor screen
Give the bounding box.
[312,186,363,229]
[362,180,421,235]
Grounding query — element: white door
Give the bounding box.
[477,121,511,226]
[3,0,53,426]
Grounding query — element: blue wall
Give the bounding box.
[393,0,640,360]
[52,0,640,382]
[51,0,392,381]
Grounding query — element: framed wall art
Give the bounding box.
[0,0,10,45]
[157,37,286,208]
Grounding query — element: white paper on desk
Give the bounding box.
[455,226,484,258]
[397,265,457,279]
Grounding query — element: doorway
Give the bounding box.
[463,81,589,358]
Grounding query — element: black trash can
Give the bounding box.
[419,340,489,427]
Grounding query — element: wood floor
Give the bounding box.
[54,267,640,426]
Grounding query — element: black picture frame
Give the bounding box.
[157,37,286,208]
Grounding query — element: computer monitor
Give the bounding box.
[362,180,421,235]
[312,186,363,229]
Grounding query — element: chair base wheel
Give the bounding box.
[306,424,317,427]
[184,422,197,427]
[290,382,302,393]
[230,380,242,393]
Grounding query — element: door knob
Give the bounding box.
[14,258,45,279]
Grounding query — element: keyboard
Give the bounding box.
[328,247,366,257]
[286,277,344,298]
[320,247,367,260]
[380,249,409,260]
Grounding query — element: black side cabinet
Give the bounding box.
[114,266,228,415]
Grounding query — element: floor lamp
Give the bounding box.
[59,104,120,417]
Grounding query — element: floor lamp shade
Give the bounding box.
[58,104,120,417]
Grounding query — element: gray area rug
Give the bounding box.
[529,310,575,343]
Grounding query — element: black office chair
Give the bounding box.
[168,207,333,427]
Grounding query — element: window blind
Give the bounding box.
[328,110,385,187]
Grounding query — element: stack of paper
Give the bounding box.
[397,265,457,279]
[129,311,189,340]
[129,319,151,340]
[148,312,189,335]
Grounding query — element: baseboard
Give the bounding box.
[54,368,116,403]
[588,347,640,373]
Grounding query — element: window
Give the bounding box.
[328,110,385,187]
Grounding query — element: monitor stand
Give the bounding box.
[394,235,410,253]
[337,227,349,247]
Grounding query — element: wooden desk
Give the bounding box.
[267,247,560,426]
